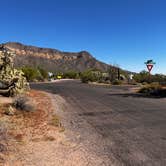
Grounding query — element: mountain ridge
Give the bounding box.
[2,42,110,72]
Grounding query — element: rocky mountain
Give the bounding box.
[3,42,110,72]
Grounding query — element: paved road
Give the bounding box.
[31,80,166,166]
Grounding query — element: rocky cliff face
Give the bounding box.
[3,42,109,72]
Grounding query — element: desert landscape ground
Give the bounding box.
[30,80,166,166]
[1,1,166,165]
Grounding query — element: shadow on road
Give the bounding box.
[78,111,112,117]
[108,92,166,98]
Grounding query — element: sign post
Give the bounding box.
[144,60,156,74]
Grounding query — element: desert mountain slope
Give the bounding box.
[3,42,110,72]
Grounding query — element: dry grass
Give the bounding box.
[0,90,61,164]
[0,118,9,165]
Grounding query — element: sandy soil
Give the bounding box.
[1,90,108,166]
[0,96,12,104]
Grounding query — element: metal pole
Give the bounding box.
[118,68,120,80]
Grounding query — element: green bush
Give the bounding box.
[81,69,101,83]
[21,66,49,81]
[21,66,42,81]
[133,71,150,83]
[38,67,49,80]
[63,71,79,79]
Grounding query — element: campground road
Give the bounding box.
[31,80,166,166]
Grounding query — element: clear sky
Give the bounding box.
[0,0,166,74]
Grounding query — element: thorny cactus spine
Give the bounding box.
[0,45,29,97]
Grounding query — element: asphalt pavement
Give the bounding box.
[31,80,166,166]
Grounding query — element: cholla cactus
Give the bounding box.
[0,45,29,96]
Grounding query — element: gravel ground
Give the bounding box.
[5,90,110,166]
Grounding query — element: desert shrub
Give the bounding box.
[63,71,79,79]
[138,83,163,96]
[13,95,36,112]
[133,71,166,85]
[107,66,119,82]
[81,69,102,83]
[38,67,49,80]
[133,71,150,83]
[21,66,43,81]
[112,80,122,85]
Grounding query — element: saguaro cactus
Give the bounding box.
[0,45,29,96]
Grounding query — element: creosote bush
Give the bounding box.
[138,83,164,96]
[13,95,36,112]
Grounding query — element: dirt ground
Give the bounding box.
[0,90,106,166]
[31,80,166,166]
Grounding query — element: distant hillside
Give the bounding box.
[3,42,110,72]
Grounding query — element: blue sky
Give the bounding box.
[0,0,166,74]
